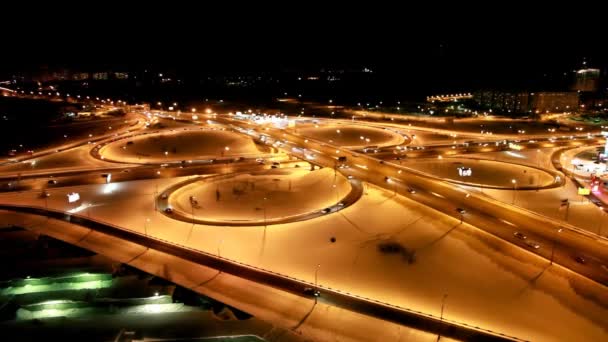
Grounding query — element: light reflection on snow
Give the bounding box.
[103,183,119,194]
[68,203,92,213]
[505,151,525,159]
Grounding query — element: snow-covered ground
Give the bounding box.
[561,145,607,178]
[0,144,127,176]
[170,168,351,222]
[401,157,556,188]
[0,174,606,341]
[455,148,608,235]
[297,124,405,148]
[100,129,262,163]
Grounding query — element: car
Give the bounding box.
[47,180,57,185]
[456,208,466,215]
[407,188,416,194]
[161,193,168,199]
[271,165,278,169]
[525,240,540,249]
[121,169,131,173]
[347,175,354,179]
[303,287,320,297]
[272,162,280,166]
[574,256,586,264]
[164,207,173,214]
[337,202,345,207]
[513,232,527,240]
[39,191,50,198]
[321,208,331,214]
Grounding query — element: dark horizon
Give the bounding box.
[2,9,607,98]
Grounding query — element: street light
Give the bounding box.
[511,179,517,205]
[262,196,268,234]
[597,207,605,236]
[144,218,150,236]
[550,228,563,265]
[437,294,448,341]
[314,264,321,303]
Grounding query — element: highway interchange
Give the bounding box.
[1,99,607,341]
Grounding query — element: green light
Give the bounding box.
[0,280,112,296]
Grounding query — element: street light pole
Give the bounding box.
[263,196,267,235]
[154,183,159,211]
[314,263,321,303]
[217,239,224,258]
[437,294,448,342]
[550,228,562,265]
[598,207,605,236]
[511,179,517,205]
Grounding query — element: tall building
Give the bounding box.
[572,68,600,92]
[473,91,529,113]
[529,92,579,113]
[473,91,579,114]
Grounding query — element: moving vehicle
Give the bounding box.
[525,240,540,249]
[574,256,586,264]
[513,232,527,240]
[303,287,320,297]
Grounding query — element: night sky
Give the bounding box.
[2,7,606,93]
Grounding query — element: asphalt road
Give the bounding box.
[218,116,608,286]
[0,160,280,193]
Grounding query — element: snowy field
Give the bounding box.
[401,157,557,188]
[100,129,262,163]
[169,168,351,222]
[297,124,405,148]
[0,175,606,341]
